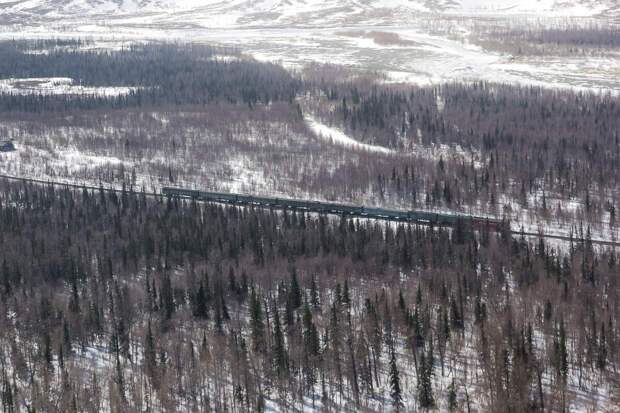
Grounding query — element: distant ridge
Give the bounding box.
[0,0,616,30]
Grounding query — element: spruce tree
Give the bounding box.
[68,276,80,313]
[63,320,72,356]
[554,317,569,382]
[389,345,403,411]
[2,371,14,413]
[329,304,343,393]
[450,295,462,330]
[161,273,174,320]
[447,378,457,411]
[228,267,237,295]
[342,279,350,308]
[310,275,319,310]
[43,331,53,372]
[398,289,406,312]
[290,268,301,309]
[256,394,265,413]
[193,281,208,319]
[285,294,295,330]
[250,288,265,353]
[417,348,435,408]
[302,301,320,357]
[597,322,607,370]
[272,302,288,375]
[240,270,248,298]
[144,321,157,381]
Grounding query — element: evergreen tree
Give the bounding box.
[200,332,209,361]
[597,322,607,370]
[1,259,10,297]
[302,301,320,357]
[240,270,248,299]
[342,279,351,308]
[256,394,265,413]
[160,273,174,320]
[114,353,125,401]
[214,297,223,335]
[193,280,208,319]
[250,288,265,353]
[329,303,343,394]
[228,267,237,295]
[43,331,53,372]
[68,276,80,313]
[447,378,457,411]
[389,345,403,411]
[58,344,65,371]
[310,275,319,310]
[117,318,130,360]
[272,302,288,376]
[450,294,463,330]
[1,371,14,413]
[417,347,435,408]
[285,293,295,330]
[63,320,72,356]
[144,321,157,381]
[289,268,302,309]
[554,317,569,382]
[398,289,406,313]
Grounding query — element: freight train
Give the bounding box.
[162,187,508,230]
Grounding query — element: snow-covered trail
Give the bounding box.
[304,115,393,154]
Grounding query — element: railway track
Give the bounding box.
[1,174,619,248]
[516,231,619,247]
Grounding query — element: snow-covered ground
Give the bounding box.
[304,115,393,154]
[0,0,616,29]
[0,0,618,94]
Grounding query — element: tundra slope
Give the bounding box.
[1,0,617,29]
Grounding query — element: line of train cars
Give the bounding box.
[162,187,509,230]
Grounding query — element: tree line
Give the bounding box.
[0,41,299,112]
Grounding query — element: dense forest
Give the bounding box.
[0,40,299,111]
[307,80,620,217]
[503,26,620,48]
[466,23,620,56]
[0,179,618,412]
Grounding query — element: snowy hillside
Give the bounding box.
[455,0,616,16]
[0,0,617,29]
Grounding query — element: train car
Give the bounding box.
[471,216,509,231]
[317,202,340,213]
[394,210,410,220]
[292,199,310,209]
[199,191,220,201]
[212,192,238,203]
[233,194,252,205]
[252,196,276,206]
[409,211,438,224]
[309,201,326,213]
[339,204,362,215]
[362,207,399,218]
[164,186,509,231]
[436,214,462,226]
[162,187,200,198]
